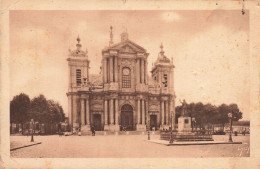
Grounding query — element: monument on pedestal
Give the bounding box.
[178,99,192,133]
[161,99,214,142]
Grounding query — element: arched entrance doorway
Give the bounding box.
[121,104,134,131]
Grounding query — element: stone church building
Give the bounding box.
[67,28,176,132]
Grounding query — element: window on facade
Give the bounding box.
[76,69,82,86]
[163,74,168,87]
[122,67,131,88]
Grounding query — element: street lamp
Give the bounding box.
[169,111,174,144]
[30,119,34,142]
[228,113,233,142]
[148,119,150,140]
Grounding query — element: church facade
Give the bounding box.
[67,28,176,132]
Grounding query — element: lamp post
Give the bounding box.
[228,113,233,142]
[169,111,174,144]
[148,119,150,140]
[30,119,34,142]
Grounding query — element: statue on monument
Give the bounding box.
[180,99,188,116]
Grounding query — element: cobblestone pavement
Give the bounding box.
[10,134,250,158]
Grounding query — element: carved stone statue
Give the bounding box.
[180,99,188,116]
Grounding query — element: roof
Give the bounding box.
[103,39,147,54]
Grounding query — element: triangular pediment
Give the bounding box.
[119,44,136,53]
[106,40,146,53]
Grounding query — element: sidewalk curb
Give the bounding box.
[10,142,42,151]
[145,140,242,146]
[167,142,243,146]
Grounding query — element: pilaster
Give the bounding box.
[81,99,85,125]
[110,57,113,82]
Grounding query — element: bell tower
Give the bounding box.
[67,36,90,128]
[151,43,175,129]
[151,43,174,94]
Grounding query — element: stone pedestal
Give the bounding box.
[104,124,110,131]
[104,124,120,131]
[136,124,146,131]
[178,116,192,133]
[109,124,120,131]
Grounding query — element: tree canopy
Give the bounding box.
[175,102,243,129]
[10,93,30,124]
[10,93,65,124]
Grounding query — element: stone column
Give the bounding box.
[161,101,165,125]
[68,95,72,126]
[136,59,140,84]
[145,60,148,84]
[110,99,114,124]
[115,57,118,82]
[172,99,176,129]
[166,101,169,125]
[115,99,119,124]
[142,100,145,125]
[140,59,143,84]
[73,95,77,123]
[146,100,149,125]
[110,57,113,82]
[86,99,90,125]
[81,99,85,125]
[104,100,108,125]
[103,58,107,83]
[137,99,140,124]
[143,60,145,84]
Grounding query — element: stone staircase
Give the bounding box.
[81,130,160,136]
[160,131,214,142]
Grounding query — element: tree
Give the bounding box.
[175,105,182,124]
[30,95,65,123]
[10,93,30,134]
[30,94,50,123]
[217,104,230,130]
[175,101,243,132]
[217,103,243,130]
[229,103,243,121]
[47,100,65,123]
[203,103,217,132]
[192,102,205,130]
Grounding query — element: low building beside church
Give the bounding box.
[67,28,176,131]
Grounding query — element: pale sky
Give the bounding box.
[10,10,250,120]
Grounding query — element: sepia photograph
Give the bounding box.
[9,10,250,158]
[1,0,260,168]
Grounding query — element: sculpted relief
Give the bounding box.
[120,58,134,67]
[91,101,103,111]
[149,103,160,111]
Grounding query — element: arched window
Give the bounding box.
[122,67,131,88]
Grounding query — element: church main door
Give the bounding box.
[150,115,157,130]
[93,114,102,131]
[121,104,134,131]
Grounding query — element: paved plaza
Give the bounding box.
[10,134,250,158]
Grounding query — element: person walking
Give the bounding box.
[91,125,95,136]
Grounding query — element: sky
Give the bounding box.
[10,10,250,120]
